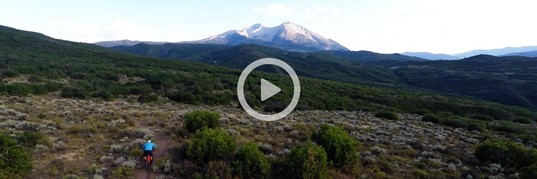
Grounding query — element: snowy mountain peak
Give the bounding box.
[277,21,317,42]
[239,23,262,36]
[282,21,295,25]
[199,21,348,51]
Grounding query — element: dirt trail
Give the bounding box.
[134,124,173,179]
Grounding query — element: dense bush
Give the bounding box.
[0,83,34,96]
[60,86,89,99]
[0,135,32,176]
[469,114,495,121]
[521,164,537,179]
[312,124,358,167]
[17,131,45,147]
[422,113,442,123]
[2,69,19,78]
[109,166,133,178]
[466,120,487,131]
[445,117,487,131]
[375,111,399,120]
[288,142,328,179]
[491,121,527,134]
[231,142,270,178]
[440,117,469,128]
[475,140,537,169]
[184,110,220,133]
[203,160,233,179]
[93,90,115,101]
[514,117,533,124]
[137,94,159,103]
[186,128,236,164]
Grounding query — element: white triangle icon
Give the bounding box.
[260,78,281,101]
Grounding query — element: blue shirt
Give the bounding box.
[142,142,157,151]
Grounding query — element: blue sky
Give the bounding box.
[1,0,536,54]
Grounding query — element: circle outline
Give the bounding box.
[237,58,301,121]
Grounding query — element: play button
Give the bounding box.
[237,58,301,121]
[260,79,281,101]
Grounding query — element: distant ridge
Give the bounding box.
[505,50,537,58]
[402,52,458,60]
[95,22,348,52]
[454,46,537,58]
[94,40,167,47]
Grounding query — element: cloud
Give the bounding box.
[253,3,340,20]
[45,19,157,42]
[252,3,290,16]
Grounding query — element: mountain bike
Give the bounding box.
[143,152,154,168]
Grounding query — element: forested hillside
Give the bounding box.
[112,42,537,110]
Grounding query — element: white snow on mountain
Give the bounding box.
[199,21,348,51]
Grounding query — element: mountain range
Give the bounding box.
[96,22,537,59]
[506,50,537,57]
[94,40,167,47]
[404,46,537,60]
[97,22,348,52]
[401,52,459,60]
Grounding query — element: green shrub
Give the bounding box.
[2,70,19,78]
[521,164,537,179]
[231,142,270,178]
[138,94,159,103]
[4,84,32,96]
[29,84,48,95]
[466,120,487,131]
[491,121,527,134]
[288,142,328,179]
[0,135,32,176]
[469,114,495,121]
[184,110,220,133]
[475,140,537,169]
[93,90,115,101]
[205,160,233,179]
[440,117,468,128]
[17,131,44,147]
[514,117,533,124]
[60,87,89,99]
[375,111,399,120]
[422,113,442,123]
[412,110,429,115]
[28,75,42,83]
[109,166,133,178]
[312,124,358,167]
[186,128,236,164]
[43,82,64,92]
[423,114,485,131]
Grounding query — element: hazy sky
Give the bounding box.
[1,0,536,54]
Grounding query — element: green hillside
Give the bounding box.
[114,43,404,85]
[371,55,537,109]
[111,42,537,110]
[0,24,535,126]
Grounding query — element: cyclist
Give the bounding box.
[142,139,157,163]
